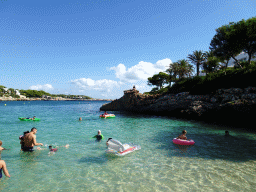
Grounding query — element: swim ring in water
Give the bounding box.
[172,138,195,145]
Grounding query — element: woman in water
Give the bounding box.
[0,160,10,178]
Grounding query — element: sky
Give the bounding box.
[0,0,255,99]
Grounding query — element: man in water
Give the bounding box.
[92,130,104,141]
[23,127,43,152]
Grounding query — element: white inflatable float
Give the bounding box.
[106,139,141,156]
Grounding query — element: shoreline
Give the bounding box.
[100,87,256,130]
[0,97,113,101]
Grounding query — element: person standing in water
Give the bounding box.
[23,127,43,152]
[92,130,104,141]
[0,160,10,178]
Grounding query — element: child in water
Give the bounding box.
[49,146,58,152]
[177,130,188,140]
[19,131,29,151]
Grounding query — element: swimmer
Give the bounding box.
[0,160,10,178]
[0,141,6,151]
[64,144,70,148]
[106,138,113,146]
[49,146,58,152]
[177,130,188,140]
[225,131,230,136]
[79,117,82,121]
[92,130,104,141]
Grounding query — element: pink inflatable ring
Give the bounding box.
[172,138,195,145]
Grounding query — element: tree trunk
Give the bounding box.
[197,63,200,76]
[231,56,243,69]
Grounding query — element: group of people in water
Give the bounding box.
[0,125,231,179]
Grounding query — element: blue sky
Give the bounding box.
[0,0,255,99]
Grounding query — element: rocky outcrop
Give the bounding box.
[100,87,256,128]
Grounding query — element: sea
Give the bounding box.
[0,101,255,192]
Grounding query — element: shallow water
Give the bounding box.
[0,101,256,191]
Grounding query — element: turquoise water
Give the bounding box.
[0,101,256,191]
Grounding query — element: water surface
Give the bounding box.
[0,101,255,191]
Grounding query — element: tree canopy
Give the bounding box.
[187,50,205,76]
[210,17,256,68]
[147,72,169,89]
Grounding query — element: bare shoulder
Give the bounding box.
[0,160,6,165]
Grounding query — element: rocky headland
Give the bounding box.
[100,87,256,130]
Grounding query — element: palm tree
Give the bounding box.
[187,50,205,76]
[202,57,220,74]
[177,59,194,79]
[166,60,194,83]
[203,50,221,74]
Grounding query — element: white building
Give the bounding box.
[15,90,20,95]
[227,52,256,67]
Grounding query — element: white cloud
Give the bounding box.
[110,58,172,83]
[29,84,54,91]
[71,78,121,93]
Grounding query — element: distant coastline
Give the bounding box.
[0,96,112,101]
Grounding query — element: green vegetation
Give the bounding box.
[0,86,93,99]
[19,90,51,98]
[146,17,256,95]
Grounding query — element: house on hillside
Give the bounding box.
[42,95,52,100]
[15,90,20,95]
[227,52,256,67]
[3,88,11,94]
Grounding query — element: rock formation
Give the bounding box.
[100,86,256,129]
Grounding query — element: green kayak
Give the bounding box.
[18,117,40,121]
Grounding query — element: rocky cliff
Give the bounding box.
[100,87,256,129]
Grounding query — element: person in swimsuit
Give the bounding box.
[0,160,10,178]
[19,131,29,151]
[177,130,188,140]
[23,127,43,152]
[49,146,58,152]
[92,130,104,141]
[106,138,113,146]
